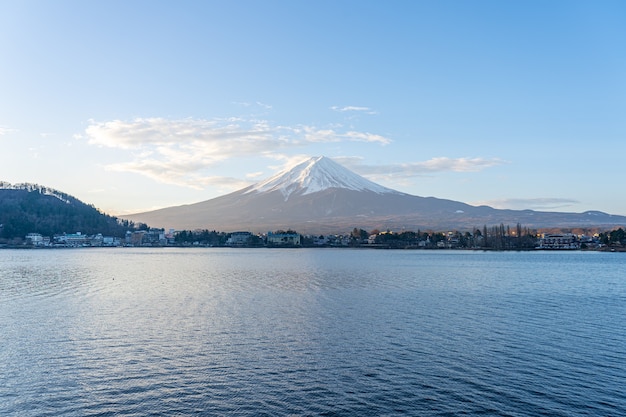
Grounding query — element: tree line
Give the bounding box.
[3,183,624,249]
[346,223,538,249]
[598,228,626,246]
[0,186,143,240]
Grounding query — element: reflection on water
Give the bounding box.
[1,248,625,415]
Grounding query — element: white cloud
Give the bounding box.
[476,198,580,210]
[342,156,506,179]
[232,101,273,111]
[245,171,265,179]
[413,157,505,173]
[261,153,315,172]
[28,146,44,159]
[105,158,250,191]
[331,106,378,115]
[0,126,17,136]
[83,117,392,188]
[302,127,391,145]
[256,101,273,110]
[344,131,390,144]
[82,116,501,193]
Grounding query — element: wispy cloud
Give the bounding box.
[302,127,390,145]
[331,106,378,115]
[262,153,315,172]
[475,198,580,210]
[0,126,17,136]
[338,156,506,179]
[256,101,273,110]
[82,115,505,192]
[245,171,265,179]
[104,159,251,190]
[233,101,273,110]
[83,117,392,188]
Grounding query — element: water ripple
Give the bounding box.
[1,249,626,415]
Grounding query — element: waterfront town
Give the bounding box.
[9,227,626,251]
[3,183,626,251]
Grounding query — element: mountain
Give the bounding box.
[123,156,626,233]
[0,182,136,239]
[245,155,400,198]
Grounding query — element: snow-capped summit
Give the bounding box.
[124,156,626,234]
[245,156,401,199]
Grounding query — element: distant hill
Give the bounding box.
[0,182,138,239]
[124,156,626,234]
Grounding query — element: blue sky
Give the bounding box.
[1,0,625,216]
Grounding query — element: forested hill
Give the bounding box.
[0,182,139,239]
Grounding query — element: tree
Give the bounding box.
[483,225,489,247]
[349,228,369,245]
[609,228,626,245]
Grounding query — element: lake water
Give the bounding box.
[1,248,625,416]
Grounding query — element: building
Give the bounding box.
[25,233,48,246]
[55,232,88,247]
[267,231,301,246]
[227,232,252,247]
[538,233,580,250]
[126,229,166,246]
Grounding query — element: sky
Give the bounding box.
[1,0,625,216]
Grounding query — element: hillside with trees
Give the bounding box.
[0,182,140,240]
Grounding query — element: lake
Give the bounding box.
[1,248,625,416]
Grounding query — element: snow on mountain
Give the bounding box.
[123,156,626,233]
[245,156,402,200]
[0,182,72,204]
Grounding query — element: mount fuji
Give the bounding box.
[124,156,626,233]
[245,156,399,199]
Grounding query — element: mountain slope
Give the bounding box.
[0,183,136,239]
[246,156,401,198]
[123,156,626,233]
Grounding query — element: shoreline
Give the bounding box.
[1,244,624,252]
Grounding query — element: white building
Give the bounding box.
[267,231,300,246]
[227,232,252,246]
[538,233,580,250]
[26,233,46,246]
[56,232,88,247]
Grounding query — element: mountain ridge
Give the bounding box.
[0,182,138,239]
[123,157,626,233]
